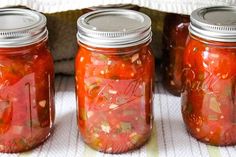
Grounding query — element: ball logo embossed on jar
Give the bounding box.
[182,6,236,146]
[0,8,55,153]
[75,9,154,153]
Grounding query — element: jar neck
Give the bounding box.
[79,40,151,55]
[189,33,236,47]
[0,39,48,55]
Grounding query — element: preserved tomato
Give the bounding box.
[0,8,55,152]
[76,44,154,153]
[182,6,236,146]
[162,13,190,96]
[76,9,154,153]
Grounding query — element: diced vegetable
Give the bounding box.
[76,43,154,153]
[182,32,236,146]
[0,41,54,152]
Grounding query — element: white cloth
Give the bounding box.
[2,76,236,157]
[0,0,235,14]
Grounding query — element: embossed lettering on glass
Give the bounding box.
[75,9,154,153]
[182,6,236,146]
[0,8,55,152]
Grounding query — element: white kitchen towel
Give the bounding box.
[0,0,236,14]
[1,75,236,157]
[44,8,165,75]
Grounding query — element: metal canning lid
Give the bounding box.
[0,8,48,47]
[189,6,236,42]
[77,9,152,48]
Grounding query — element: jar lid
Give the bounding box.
[189,6,236,42]
[0,8,48,47]
[77,9,152,48]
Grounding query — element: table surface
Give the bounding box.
[2,75,236,157]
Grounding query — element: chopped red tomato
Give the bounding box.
[182,34,236,146]
[0,41,54,153]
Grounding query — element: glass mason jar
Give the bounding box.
[182,6,236,146]
[75,9,154,153]
[0,8,55,152]
[162,13,190,96]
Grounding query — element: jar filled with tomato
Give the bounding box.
[0,8,55,152]
[182,6,236,146]
[162,13,190,96]
[76,9,154,153]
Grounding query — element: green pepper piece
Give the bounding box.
[186,103,193,113]
[120,122,132,132]
[116,96,128,105]
[209,97,221,113]
[208,115,218,121]
[96,54,108,61]
[130,132,141,145]
[198,72,205,81]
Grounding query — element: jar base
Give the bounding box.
[0,128,54,153]
[82,134,151,154]
[187,129,236,146]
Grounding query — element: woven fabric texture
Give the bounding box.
[0,0,235,14]
[1,1,235,74]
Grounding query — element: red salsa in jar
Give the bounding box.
[162,13,190,96]
[76,9,154,153]
[0,8,55,152]
[182,6,236,146]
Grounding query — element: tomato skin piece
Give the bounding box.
[75,42,154,153]
[182,34,236,146]
[162,14,190,96]
[0,40,55,153]
[0,100,13,134]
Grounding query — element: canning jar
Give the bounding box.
[0,8,55,152]
[75,9,154,153]
[182,6,236,146]
[162,13,190,96]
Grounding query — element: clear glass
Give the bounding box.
[0,40,55,152]
[182,34,236,146]
[162,13,190,96]
[75,42,154,153]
